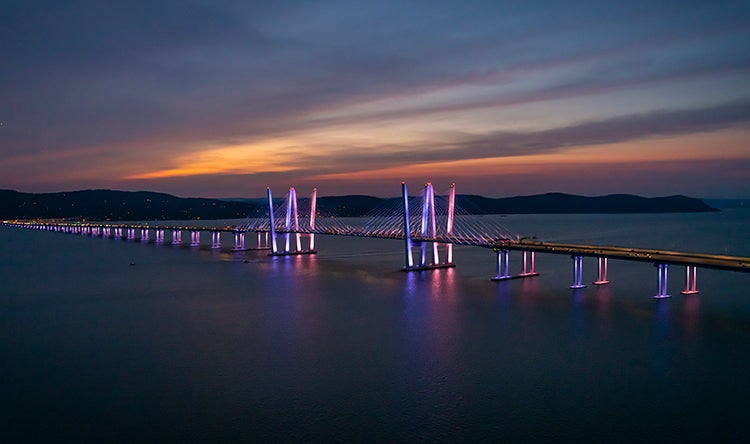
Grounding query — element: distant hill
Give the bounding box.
[0,189,256,221]
[460,193,718,214]
[0,189,717,221]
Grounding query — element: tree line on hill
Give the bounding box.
[0,189,717,221]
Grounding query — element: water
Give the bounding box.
[2,211,750,442]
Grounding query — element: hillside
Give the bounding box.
[0,189,256,221]
[0,189,717,221]
[460,192,717,214]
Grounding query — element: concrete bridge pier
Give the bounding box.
[155,229,165,244]
[127,228,135,240]
[593,257,610,285]
[491,249,538,281]
[681,265,699,295]
[520,251,539,277]
[211,231,221,249]
[172,230,182,245]
[258,231,270,249]
[190,230,201,247]
[570,255,586,289]
[491,249,511,280]
[233,231,245,251]
[141,228,149,242]
[654,263,671,298]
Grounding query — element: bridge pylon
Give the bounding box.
[401,182,456,272]
[268,186,317,256]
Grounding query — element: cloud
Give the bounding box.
[278,99,750,174]
[1,0,749,198]
[2,0,748,156]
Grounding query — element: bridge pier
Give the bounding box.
[190,230,201,246]
[258,231,271,250]
[211,231,222,249]
[569,255,586,289]
[127,228,135,240]
[491,250,538,281]
[520,251,538,277]
[155,229,165,244]
[491,249,511,280]
[172,230,182,245]
[593,257,610,285]
[654,263,671,299]
[141,228,149,242]
[233,231,245,251]
[681,265,699,295]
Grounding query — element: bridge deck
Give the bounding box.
[5,221,750,273]
[502,240,750,273]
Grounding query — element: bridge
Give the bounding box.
[4,182,749,299]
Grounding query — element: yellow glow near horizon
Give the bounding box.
[124,124,750,181]
[124,140,305,179]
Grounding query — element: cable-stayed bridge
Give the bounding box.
[4,182,749,299]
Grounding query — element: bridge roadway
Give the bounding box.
[5,221,750,274]
[313,230,750,273]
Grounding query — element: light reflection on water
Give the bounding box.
[1,211,750,441]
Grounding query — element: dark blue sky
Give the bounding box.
[1,0,749,197]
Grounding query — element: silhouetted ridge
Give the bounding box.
[0,189,255,220]
[461,193,717,214]
[0,189,717,220]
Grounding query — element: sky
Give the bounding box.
[1,0,749,198]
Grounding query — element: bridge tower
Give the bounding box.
[401,182,456,271]
[268,187,317,256]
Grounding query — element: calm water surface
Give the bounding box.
[2,211,750,442]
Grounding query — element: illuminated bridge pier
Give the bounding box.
[491,249,538,281]
[569,255,586,289]
[211,231,222,249]
[654,263,670,299]
[593,257,610,285]
[682,265,699,295]
[231,230,271,251]
[401,182,456,271]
